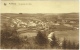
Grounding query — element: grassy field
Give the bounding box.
[19,31,37,38]
[18,29,79,43]
[53,30,79,43]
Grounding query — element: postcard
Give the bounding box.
[0,0,79,49]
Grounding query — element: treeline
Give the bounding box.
[35,31,79,49]
[1,23,79,49]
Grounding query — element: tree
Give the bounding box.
[76,43,79,49]
[62,38,67,49]
[72,42,76,49]
[35,31,48,46]
[50,33,59,48]
[66,40,72,49]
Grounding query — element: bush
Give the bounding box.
[1,23,22,48]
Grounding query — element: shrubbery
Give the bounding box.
[35,31,49,48]
[50,33,59,48]
[1,23,22,48]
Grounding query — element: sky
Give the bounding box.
[1,0,79,13]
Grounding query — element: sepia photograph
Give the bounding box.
[0,0,79,49]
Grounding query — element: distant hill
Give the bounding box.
[60,13,79,19]
[1,13,79,21]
